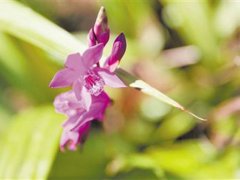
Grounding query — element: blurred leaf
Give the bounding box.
[0,106,64,179]
[49,132,108,179]
[0,33,55,102]
[0,0,85,62]
[102,0,164,59]
[112,140,217,178]
[151,113,195,142]
[102,0,153,37]
[214,1,240,38]
[0,33,28,77]
[49,131,135,179]
[188,148,240,179]
[161,0,220,66]
[140,97,171,121]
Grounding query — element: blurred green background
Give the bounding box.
[1,0,240,179]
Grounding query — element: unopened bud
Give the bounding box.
[105,33,126,71]
[88,6,110,46]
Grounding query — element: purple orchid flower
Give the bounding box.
[54,90,111,151]
[49,42,126,110]
[50,6,127,151]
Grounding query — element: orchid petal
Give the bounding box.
[49,69,77,88]
[65,53,86,73]
[97,69,126,88]
[54,91,85,116]
[73,81,92,111]
[62,114,81,129]
[60,129,79,151]
[73,80,83,100]
[60,122,91,151]
[81,87,92,111]
[82,43,104,67]
[71,91,110,131]
[88,28,97,47]
[54,93,77,116]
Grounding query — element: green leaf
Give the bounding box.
[0,0,85,62]
[161,0,220,67]
[109,140,217,178]
[151,113,195,142]
[0,32,55,102]
[0,106,64,179]
[116,69,206,121]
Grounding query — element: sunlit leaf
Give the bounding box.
[109,140,217,178]
[151,113,195,142]
[0,0,85,62]
[0,106,64,179]
[0,32,55,102]
[116,68,206,121]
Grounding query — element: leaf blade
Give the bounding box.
[0,106,64,179]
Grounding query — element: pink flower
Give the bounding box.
[49,43,125,110]
[50,6,127,151]
[54,90,111,151]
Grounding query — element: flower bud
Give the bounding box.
[105,33,126,71]
[88,6,110,46]
[88,28,97,47]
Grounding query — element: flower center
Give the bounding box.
[83,71,104,96]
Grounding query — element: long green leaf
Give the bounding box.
[0,0,205,120]
[0,106,64,179]
[0,0,85,62]
[116,69,206,121]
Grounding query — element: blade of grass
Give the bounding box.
[0,106,64,179]
[0,0,85,62]
[116,68,206,121]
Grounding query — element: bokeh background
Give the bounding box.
[1,0,240,179]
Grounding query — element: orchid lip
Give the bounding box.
[83,70,104,96]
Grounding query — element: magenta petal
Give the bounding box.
[93,7,110,46]
[62,113,84,129]
[88,28,97,47]
[97,69,126,88]
[54,92,77,116]
[81,87,92,110]
[71,91,110,131]
[49,69,77,88]
[54,91,85,116]
[97,30,110,46]
[104,33,126,71]
[82,43,104,67]
[65,53,86,73]
[60,129,79,151]
[73,81,92,110]
[60,122,91,151]
[73,80,83,100]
